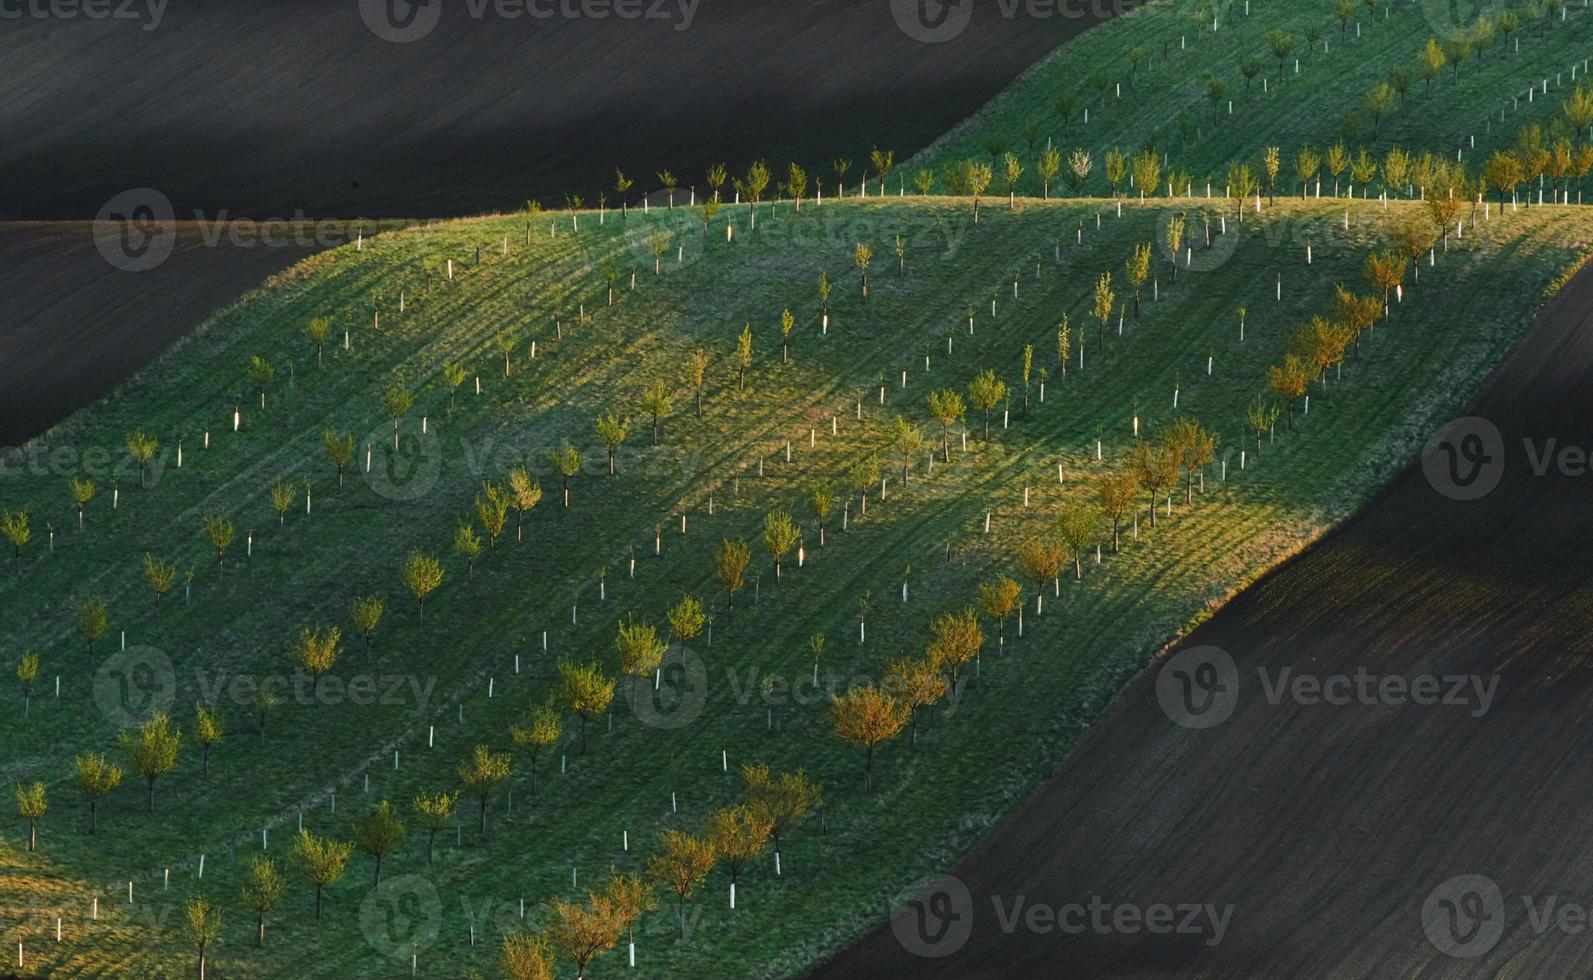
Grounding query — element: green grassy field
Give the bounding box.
[905,0,1593,197]
[5,1,1593,977]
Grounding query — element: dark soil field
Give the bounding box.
[2,0,1096,450]
[0,0,1088,220]
[814,265,1593,977]
[0,224,320,450]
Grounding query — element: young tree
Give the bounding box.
[1002,152,1024,208]
[500,933,555,980]
[778,308,795,364]
[142,553,176,619]
[119,711,180,812]
[735,160,772,227]
[1163,417,1218,503]
[1057,504,1097,579]
[321,429,354,486]
[1246,395,1281,451]
[784,162,808,209]
[379,379,413,449]
[351,595,384,658]
[505,466,542,545]
[202,511,234,570]
[884,657,945,748]
[806,486,834,546]
[736,325,753,391]
[892,417,925,484]
[1037,146,1061,199]
[706,163,728,202]
[913,168,935,195]
[647,228,670,276]
[76,595,107,655]
[1325,142,1349,196]
[830,685,908,791]
[400,551,444,618]
[1093,271,1115,345]
[475,480,510,549]
[294,625,341,682]
[458,744,511,836]
[849,454,882,515]
[1266,29,1296,77]
[708,803,774,898]
[268,480,296,527]
[853,243,872,301]
[240,855,285,948]
[1130,149,1161,203]
[647,829,716,939]
[1095,470,1139,552]
[1350,147,1379,196]
[291,829,351,921]
[926,389,965,461]
[616,618,667,705]
[1228,162,1256,220]
[966,370,1008,440]
[555,661,615,754]
[454,524,482,575]
[16,781,45,851]
[68,476,95,529]
[184,894,221,980]
[247,355,276,410]
[762,510,800,581]
[305,317,332,367]
[712,537,752,610]
[977,575,1021,646]
[510,705,562,792]
[1206,74,1225,121]
[352,800,406,886]
[1334,283,1382,357]
[193,705,223,780]
[927,607,983,696]
[602,872,656,965]
[666,594,706,646]
[1418,38,1446,95]
[1125,243,1151,317]
[639,382,672,445]
[1266,355,1313,428]
[547,895,621,979]
[1289,316,1353,386]
[1164,214,1186,280]
[741,764,820,855]
[594,413,630,477]
[126,430,159,488]
[685,348,711,417]
[1294,146,1322,197]
[1104,146,1127,196]
[16,651,37,717]
[1483,151,1523,205]
[442,363,467,416]
[1131,440,1179,527]
[551,442,581,508]
[411,790,458,864]
[73,752,121,835]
